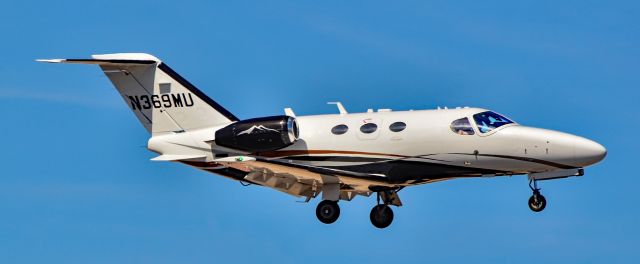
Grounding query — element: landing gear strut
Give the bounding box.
[528,179,547,212]
[316,200,340,224]
[369,190,400,229]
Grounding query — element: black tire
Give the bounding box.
[370,204,394,229]
[316,200,340,224]
[528,193,547,212]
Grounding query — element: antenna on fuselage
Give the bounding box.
[327,102,348,115]
[284,107,296,117]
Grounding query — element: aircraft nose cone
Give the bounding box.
[573,137,607,167]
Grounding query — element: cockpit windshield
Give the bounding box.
[473,111,514,133]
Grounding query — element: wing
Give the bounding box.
[180,158,401,203]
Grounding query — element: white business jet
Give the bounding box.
[39,53,606,229]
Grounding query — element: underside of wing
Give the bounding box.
[181,158,401,202]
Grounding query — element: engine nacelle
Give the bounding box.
[215,115,299,152]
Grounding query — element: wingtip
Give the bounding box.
[36,59,65,63]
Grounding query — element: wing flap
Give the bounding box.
[221,160,383,200]
[244,171,318,198]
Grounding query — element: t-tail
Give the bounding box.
[38,53,238,135]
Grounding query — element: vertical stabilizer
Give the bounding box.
[38,53,238,134]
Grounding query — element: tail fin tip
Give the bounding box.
[91,53,161,62]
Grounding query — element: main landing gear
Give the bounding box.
[370,205,394,228]
[369,190,401,228]
[316,200,340,224]
[314,188,402,229]
[528,179,547,212]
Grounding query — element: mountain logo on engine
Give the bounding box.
[238,125,279,135]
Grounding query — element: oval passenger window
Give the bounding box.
[360,123,378,134]
[389,122,406,132]
[331,124,349,135]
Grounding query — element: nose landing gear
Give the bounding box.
[528,179,547,212]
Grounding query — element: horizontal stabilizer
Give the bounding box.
[36,53,160,66]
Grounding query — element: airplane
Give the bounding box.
[38,53,607,229]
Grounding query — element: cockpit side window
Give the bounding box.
[473,111,513,133]
[450,117,475,135]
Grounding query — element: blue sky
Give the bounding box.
[1,0,638,263]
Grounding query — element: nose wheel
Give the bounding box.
[316,200,340,224]
[528,180,547,212]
